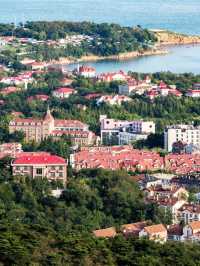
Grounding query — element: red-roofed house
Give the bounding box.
[28,94,49,102]
[98,71,128,82]
[78,65,96,78]
[52,87,77,99]
[12,153,67,184]
[186,89,200,98]
[139,224,167,243]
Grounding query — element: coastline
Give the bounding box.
[49,30,200,66]
[50,48,168,66]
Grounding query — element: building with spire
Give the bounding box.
[9,108,97,146]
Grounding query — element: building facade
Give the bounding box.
[100,115,155,145]
[164,125,200,152]
[9,108,97,146]
[12,153,67,184]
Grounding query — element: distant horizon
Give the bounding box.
[1,0,200,35]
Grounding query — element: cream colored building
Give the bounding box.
[164,125,200,152]
[9,108,97,146]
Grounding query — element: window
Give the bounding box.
[59,172,63,177]
[59,166,63,170]
[36,168,42,175]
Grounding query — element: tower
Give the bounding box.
[42,106,55,139]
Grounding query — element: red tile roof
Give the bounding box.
[13,154,66,165]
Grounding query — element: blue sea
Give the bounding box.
[1,0,200,73]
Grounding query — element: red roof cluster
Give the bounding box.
[54,87,75,94]
[72,146,200,174]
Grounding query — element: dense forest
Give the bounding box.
[0,159,197,266]
[0,21,157,58]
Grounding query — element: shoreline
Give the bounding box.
[50,48,169,66]
[49,30,200,66]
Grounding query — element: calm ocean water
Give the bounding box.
[1,0,200,34]
[1,0,200,73]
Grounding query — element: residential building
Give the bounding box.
[100,115,155,145]
[118,77,152,96]
[186,89,200,98]
[178,204,200,224]
[93,227,117,238]
[121,221,148,237]
[167,224,184,241]
[164,124,200,152]
[98,71,128,82]
[52,87,77,99]
[183,221,200,241]
[0,143,23,159]
[148,197,186,223]
[144,185,188,200]
[77,65,96,78]
[27,94,49,102]
[9,108,97,146]
[11,152,67,184]
[139,224,167,243]
[70,145,164,172]
[96,95,132,106]
[0,86,21,96]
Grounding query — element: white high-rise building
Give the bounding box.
[164,124,200,152]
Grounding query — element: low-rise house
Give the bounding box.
[26,61,48,70]
[119,77,152,96]
[52,87,77,99]
[28,94,49,102]
[144,185,188,200]
[183,221,200,241]
[0,86,21,96]
[121,221,148,237]
[96,95,132,106]
[178,204,200,224]
[11,152,67,184]
[139,224,167,243]
[93,227,117,238]
[60,78,73,86]
[148,197,186,223]
[98,71,128,82]
[186,89,200,98]
[84,93,102,100]
[77,65,96,78]
[0,143,23,159]
[167,224,184,241]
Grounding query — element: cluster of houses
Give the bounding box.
[70,145,200,174]
[93,174,200,243]
[93,220,200,243]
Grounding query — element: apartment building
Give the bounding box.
[12,152,67,184]
[100,115,155,145]
[164,124,200,152]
